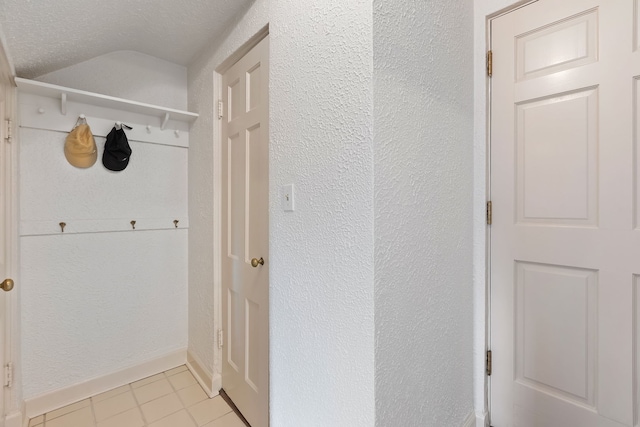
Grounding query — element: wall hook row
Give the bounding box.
[36,114,176,135]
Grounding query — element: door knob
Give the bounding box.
[1,279,14,292]
[251,258,264,268]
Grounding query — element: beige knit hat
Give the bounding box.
[64,120,97,168]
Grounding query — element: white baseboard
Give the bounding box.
[25,348,187,418]
[476,411,488,427]
[186,351,217,398]
[212,372,222,395]
[5,409,23,427]
[462,412,475,427]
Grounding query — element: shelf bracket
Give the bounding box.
[161,112,170,131]
[60,93,67,116]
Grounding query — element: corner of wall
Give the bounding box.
[186,351,218,398]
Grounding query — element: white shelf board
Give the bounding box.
[15,77,199,123]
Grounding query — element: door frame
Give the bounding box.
[0,39,22,427]
[474,1,538,426]
[211,24,270,395]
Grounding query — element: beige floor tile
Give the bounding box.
[131,372,165,389]
[96,407,144,427]
[168,370,197,390]
[46,399,91,420]
[133,378,174,404]
[93,390,137,422]
[92,384,131,403]
[140,392,183,423]
[188,397,232,426]
[28,415,44,426]
[202,411,246,427]
[148,409,197,427]
[165,365,188,377]
[177,383,208,407]
[46,406,94,427]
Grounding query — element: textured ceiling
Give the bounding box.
[0,0,254,78]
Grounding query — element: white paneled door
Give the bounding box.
[491,1,639,426]
[221,35,269,427]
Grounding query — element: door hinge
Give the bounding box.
[486,350,492,376]
[5,119,12,143]
[486,201,492,225]
[218,100,224,120]
[218,329,224,349]
[487,50,493,78]
[4,362,13,388]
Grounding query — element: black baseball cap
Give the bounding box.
[102,126,132,171]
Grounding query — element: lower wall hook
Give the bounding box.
[59,222,66,232]
[130,220,136,230]
[173,220,179,228]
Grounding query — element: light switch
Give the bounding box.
[282,184,295,211]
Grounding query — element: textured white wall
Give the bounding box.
[35,51,188,111]
[373,1,475,426]
[19,120,188,398]
[188,0,375,425]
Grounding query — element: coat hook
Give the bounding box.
[130,220,136,230]
[146,125,151,133]
[174,129,180,138]
[173,219,179,228]
[37,107,45,114]
[59,222,66,232]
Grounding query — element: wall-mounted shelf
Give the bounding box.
[15,77,199,125]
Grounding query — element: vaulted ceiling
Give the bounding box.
[0,0,254,78]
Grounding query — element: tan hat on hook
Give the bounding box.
[64,118,97,168]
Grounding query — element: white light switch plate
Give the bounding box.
[282,184,295,211]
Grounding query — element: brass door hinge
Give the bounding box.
[5,119,11,143]
[486,350,492,376]
[218,100,224,120]
[487,50,493,78]
[487,201,492,225]
[4,362,13,388]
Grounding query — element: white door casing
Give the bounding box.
[0,81,7,427]
[491,1,638,426]
[221,35,269,427]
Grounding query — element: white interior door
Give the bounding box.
[490,1,639,426]
[221,35,269,427]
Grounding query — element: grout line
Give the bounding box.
[129,380,149,427]
[164,366,200,427]
[142,371,186,426]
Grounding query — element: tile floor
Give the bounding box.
[28,365,246,427]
